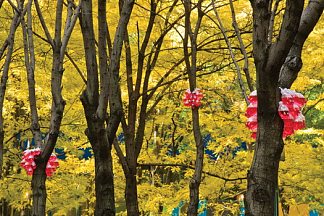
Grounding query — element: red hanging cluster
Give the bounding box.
[183,88,204,108]
[20,148,59,177]
[245,89,306,139]
[20,148,40,175]
[46,154,59,177]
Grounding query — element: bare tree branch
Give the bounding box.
[135,0,180,159]
[96,0,109,120]
[65,52,87,84]
[42,0,80,160]
[7,0,19,13]
[267,0,304,74]
[21,0,43,148]
[211,0,249,104]
[303,98,324,116]
[138,163,247,181]
[60,0,81,63]
[229,0,254,92]
[34,0,54,47]
[134,0,157,97]
[124,30,134,97]
[106,0,135,143]
[279,0,324,88]
[31,30,87,84]
[113,138,129,174]
[0,4,27,60]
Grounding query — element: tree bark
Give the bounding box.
[246,0,304,215]
[187,109,204,216]
[245,75,284,216]
[31,1,65,214]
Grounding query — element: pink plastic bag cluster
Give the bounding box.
[245,88,306,139]
[20,148,59,177]
[183,88,204,108]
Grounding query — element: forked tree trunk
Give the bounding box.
[246,1,323,214]
[81,90,116,215]
[245,0,304,215]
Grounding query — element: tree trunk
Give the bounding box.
[245,83,284,215]
[182,1,204,214]
[125,169,139,216]
[31,160,47,216]
[81,93,116,216]
[245,0,304,215]
[187,109,204,215]
[93,136,115,216]
[28,0,78,211]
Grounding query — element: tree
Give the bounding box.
[245,0,323,215]
[0,0,322,215]
[115,1,253,214]
[20,0,81,214]
[182,0,205,214]
[0,0,25,179]
[79,0,134,214]
[112,1,192,214]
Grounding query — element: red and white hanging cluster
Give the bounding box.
[183,88,204,108]
[245,88,306,139]
[20,148,40,175]
[20,148,59,177]
[46,154,59,177]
